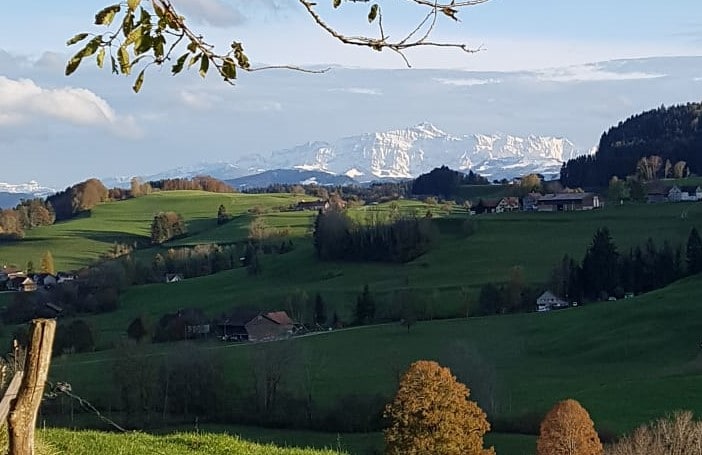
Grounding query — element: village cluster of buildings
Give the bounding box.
[0,269,76,292]
[646,184,702,203]
[473,192,601,214]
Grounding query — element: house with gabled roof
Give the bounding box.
[536,290,570,312]
[245,311,295,342]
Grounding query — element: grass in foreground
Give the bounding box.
[37,429,344,455]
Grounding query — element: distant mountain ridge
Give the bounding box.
[0,181,56,209]
[101,123,591,187]
[225,169,357,189]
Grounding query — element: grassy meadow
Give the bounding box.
[2,191,702,454]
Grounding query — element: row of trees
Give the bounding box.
[145,176,235,193]
[313,210,436,263]
[47,178,109,221]
[549,227,702,302]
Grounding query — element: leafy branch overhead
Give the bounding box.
[66,0,488,92]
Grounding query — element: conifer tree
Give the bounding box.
[384,360,494,455]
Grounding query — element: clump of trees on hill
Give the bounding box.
[146,176,235,193]
[313,210,436,263]
[0,198,56,240]
[150,212,187,244]
[560,102,702,188]
[47,178,109,221]
[412,166,488,199]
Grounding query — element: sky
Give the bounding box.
[1,0,701,187]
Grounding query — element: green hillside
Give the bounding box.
[4,191,702,454]
[0,191,313,270]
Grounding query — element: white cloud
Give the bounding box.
[327,87,382,95]
[694,77,702,82]
[173,0,246,27]
[535,64,666,82]
[0,76,140,137]
[433,77,501,87]
[180,89,219,110]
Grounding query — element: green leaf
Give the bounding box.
[123,11,135,36]
[77,36,102,59]
[124,25,143,46]
[96,47,106,68]
[132,69,145,93]
[127,0,141,12]
[65,56,82,76]
[187,41,198,53]
[368,4,379,23]
[188,53,202,68]
[139,7,151,26]
[199,55,209,78]
[135,35,153,56]
[333,0,341,8]
[118,45,131,75]
[153,35,166,59]
[171,53,188,75]
[221,58,237,80]
[94,4,121,26]
[66,33,89,46]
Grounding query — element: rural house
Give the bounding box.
[536,291,570,312]
[474,199,499,214]
[671,185,702,202]
[536,193,601,211]
[245,311,295,342]
[216,310,295,342]
[165,273,184,283]
[496,197,520,213]
[295,200,330,212]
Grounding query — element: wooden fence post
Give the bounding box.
[8,319,56,455]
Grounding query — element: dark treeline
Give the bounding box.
[412,166,488,199]
[549,227,701,303]
[561,103,702,188]
[313,210,437,263]
[147,176,235,193]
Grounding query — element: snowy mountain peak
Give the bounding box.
[103,124,592,185]
[0,181,55,196]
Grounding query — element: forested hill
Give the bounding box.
[560,102,702,188]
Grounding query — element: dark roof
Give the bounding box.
[218,309,260,327]
[478,199,500,208]
[539,192,593,202]
[680,185,701,193]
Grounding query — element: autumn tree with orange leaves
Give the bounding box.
[383,360,494,455]
[537,399,603,455]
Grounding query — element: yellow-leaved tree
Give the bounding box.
[40,250,55,275]
[383,360,494,455]
[537,399,603,455]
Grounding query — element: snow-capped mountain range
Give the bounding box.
[102,123,592,187]
[0,181,55,196]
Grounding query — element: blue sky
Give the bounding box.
[0,1,701,188]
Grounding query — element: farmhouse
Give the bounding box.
[647,184,702,203]
[536,291,570,312]
[536,193,601,211]
[496,197,520,213]
[217,310,295,342]
[245,311,295,342]
[295,200,330,212]
[474,199,499,214]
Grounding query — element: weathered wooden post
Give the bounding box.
[8,319,56,455]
